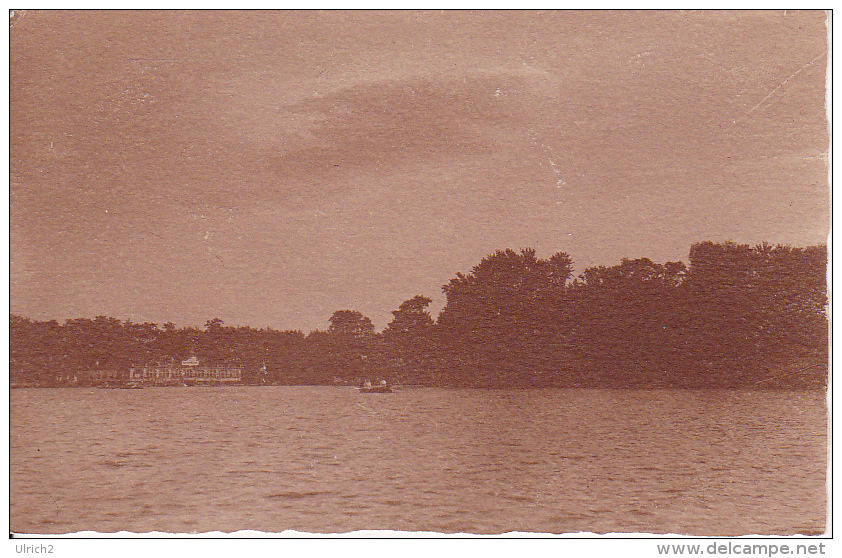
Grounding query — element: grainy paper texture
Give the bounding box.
[9,10,829,538]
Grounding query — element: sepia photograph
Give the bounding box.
[8,9,830,541]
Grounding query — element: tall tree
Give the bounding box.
[328,310,375,337]
[325,310,377,381]
[382,295,435,384]
[436,248,574,386]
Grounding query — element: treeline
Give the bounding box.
[9,241,828,389]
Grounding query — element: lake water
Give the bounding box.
[10,386,827,535]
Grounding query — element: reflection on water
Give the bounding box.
[10,386,827,535]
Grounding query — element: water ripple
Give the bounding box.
[10,386,828,535]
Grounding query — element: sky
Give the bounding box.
[9,10,829,332]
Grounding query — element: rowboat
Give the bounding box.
[359,384,392,393]
[358,379,392,393]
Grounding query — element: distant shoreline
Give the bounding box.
[10,242,828,393]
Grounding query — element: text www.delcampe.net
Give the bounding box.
[656,543,827,556]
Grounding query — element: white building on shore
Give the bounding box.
[83,357,242,386]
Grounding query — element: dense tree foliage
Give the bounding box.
[436,248,575,386]
[9,314,310,386]
[9,241,827,389]
[381,295,436,384]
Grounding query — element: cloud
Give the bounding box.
[266,72,533,185]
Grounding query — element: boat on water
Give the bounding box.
[358,379,392,393]
[119,382,145,390]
